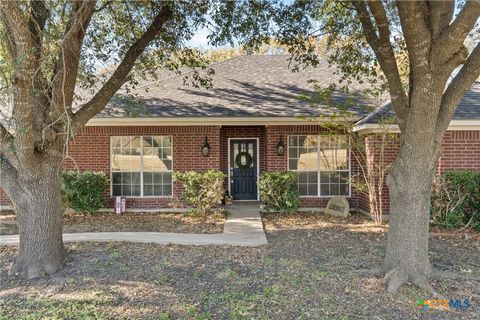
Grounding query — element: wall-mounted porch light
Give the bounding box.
[276,136,285,156]
[201,136,211,157]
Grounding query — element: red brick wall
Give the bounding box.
[358,130,480,215]
[0,126,222,209]
[2,126,479,213]
[438,131,480,172]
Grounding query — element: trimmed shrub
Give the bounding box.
[174,170,226,214]
[259,171,300,213]
[62,171,109,214]
[431,171,480,231]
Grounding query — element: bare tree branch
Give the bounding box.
[432,0,480,68]
[72,4,173,132]
[0,2,38,163]
[0,1,35,78]
[396,1,432,74]
[428,1,455,38]
[437,42,480,134]
[50,0,96,121]
[436,0,480,47]
[352,1,408,131]
[28,0,49,61]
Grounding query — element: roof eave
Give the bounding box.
[353,119,480,133]
[86,116,362,126]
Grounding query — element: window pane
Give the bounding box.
[153,172,162,184]
[112,173,121,184]
[144,184,154,196]
[131,184,141,196]
[288,135,318,171]
[288,147,298,158]
[296,171,317,196]
[308,184,317,195]
[288,159,298,170]
[339,182,349,195]
[162,172,172,184]
[132,172,140,184]
[298,147,318,170]
[303,135,318,147]
[320,183,329,196]
[298,184,308,195]
[319,148,348,171]
[111,137,122,148]
[112,184,122,196]
[298,135,306,147]
[143,148,159,171]
[162,184,172,196]
[123,184,132,196]
[298,172,308,184]
[121,172,131,184]
[143,136,173,172]
[154,185,163,196]
[143,147,153,156]
[163,147,172,159]
[162,136,172,148]
[163,159,172,170]
[143,172,152,184]
[330,172,340,184]
[143,136,153,147]
[289,136,298,146]
[319,172,349,196]
[111,136,142,172]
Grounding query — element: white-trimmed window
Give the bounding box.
[111,136,173,197]
[288,135,350,196]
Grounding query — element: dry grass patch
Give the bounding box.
[0,211,225,235]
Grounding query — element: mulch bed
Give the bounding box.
[0,211,225,235]
[0,212,478,319]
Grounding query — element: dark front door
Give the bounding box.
[230,139,258,200]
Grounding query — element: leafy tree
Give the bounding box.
[273,0,480,294]
[0,0,275,278]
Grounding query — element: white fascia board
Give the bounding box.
[353,119,480,133]
[86,116,361,126]
[352,123,400,133]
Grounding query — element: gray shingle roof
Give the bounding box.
[92,55,374,119]
[355,82,480,126]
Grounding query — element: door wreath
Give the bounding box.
[235,151,253,170]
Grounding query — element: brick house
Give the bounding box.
[1,55,479,214]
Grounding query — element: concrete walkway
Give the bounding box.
[0,204,268,247]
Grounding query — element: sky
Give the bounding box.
[186,27,213,49]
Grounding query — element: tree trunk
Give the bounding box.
[10,156,66,278]
[384,132,442,295]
